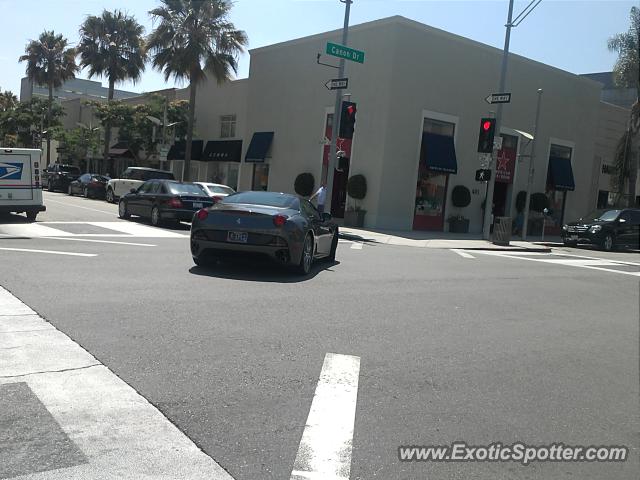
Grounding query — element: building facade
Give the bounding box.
[179,17,628,232]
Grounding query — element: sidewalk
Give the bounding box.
[338,226,553,252]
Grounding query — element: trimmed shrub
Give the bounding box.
[530,192,549,212]
[347,174,367,200]
[451,185,471,208]
[294,173,315,197]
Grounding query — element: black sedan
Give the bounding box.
[67,173,110,198]
[118,180,214,227]
[562,208,640,251]
[190,191,338,274]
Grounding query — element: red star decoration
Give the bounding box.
[497,151,510,171]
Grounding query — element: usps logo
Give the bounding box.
[0,162,23,180]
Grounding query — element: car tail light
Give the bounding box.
[168,197,183,208]
[273,214,287,227]
[196,209,208,221]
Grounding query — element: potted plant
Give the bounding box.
[447,185,471,233]
[344,174,367,227]
[294,173,315,197]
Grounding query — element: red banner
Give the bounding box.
[322,116,352,166]
[496,146,516,183]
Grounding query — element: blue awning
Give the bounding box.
[245,132,274,163]
[547,156,575,191]
[421,132,457,174]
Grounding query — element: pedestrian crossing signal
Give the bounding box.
[476,169,491,182]
[477,117,496,153]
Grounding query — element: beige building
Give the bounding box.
[180,16,628,232]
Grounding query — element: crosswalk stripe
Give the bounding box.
[291,353,360,480]
[450,249,475,258]
[0,222,188,239]
[350,242,363,250]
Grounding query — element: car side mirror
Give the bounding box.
[130,188,137,194]
[321,212,332,222]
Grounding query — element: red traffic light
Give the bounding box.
[482,121,492,131]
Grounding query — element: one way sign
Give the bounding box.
[325,78,349,90]
[476,169,491,182]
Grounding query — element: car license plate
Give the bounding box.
[227,231,248,243]
[570,235,578,241]
[193,202,203,209]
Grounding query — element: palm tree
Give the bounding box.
[0,90,18,112]
[147,0,248,181]
[78,10,147,172]
[19,31,77,164]
[608,6,639,207]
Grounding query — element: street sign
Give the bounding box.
[326,42,365,64]
[476,169,491,182]
[485,93,512,104]
[325,78,349,90]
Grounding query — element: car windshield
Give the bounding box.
[595,210,621,222]
[222,191,299,208]
[168,183,205,195]
[61,166,81,174]
[209,185,235,195]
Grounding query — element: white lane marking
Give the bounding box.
[0,221,188,239]
[476,251,640,277]
[550,251,640,266]
[45,198,117,215]
[0,224,74,237]
[450,249,475,258]
[46,237,156,247]
[0,247,97,257]
[291,353,360,480]
[0,286,235,479]
[350,242,363,250]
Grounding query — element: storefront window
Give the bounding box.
[252,164,269,191]
[546,144,573,232]
[415,169,447,217]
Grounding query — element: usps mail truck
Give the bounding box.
[0,148,46,221]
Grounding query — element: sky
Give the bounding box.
[0,0,634,97]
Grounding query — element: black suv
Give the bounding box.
[562,208,640,251]
[42,164,82,192]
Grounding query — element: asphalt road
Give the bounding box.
[1,191,638,480]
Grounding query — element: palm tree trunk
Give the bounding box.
[47,84,52,165]
[184,82,197,182]
[103,79,115,175]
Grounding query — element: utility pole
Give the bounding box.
[521,89,543,239]
[482,0,515,239]
[325,0,353,212]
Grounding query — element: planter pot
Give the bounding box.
[448,218,469,233]
[344,210,366,228]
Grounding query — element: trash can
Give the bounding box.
[493,216,512,246]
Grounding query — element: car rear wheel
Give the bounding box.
[151,206,162,227]
[601,234,615,252]
[26,211,37,222]
[297,234,314,275]
[106,188,115,203]
[118,200,130,219]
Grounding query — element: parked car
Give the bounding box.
[42,164,81,192]
[193,182,236,203]
[106,167,175,203]
[562,208,640,251]
[118,180,214,227]
[67,173,110,198]
[190,191,338,274]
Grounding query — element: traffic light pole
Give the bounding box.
[325,0,352,211]
[481,0,515,240]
